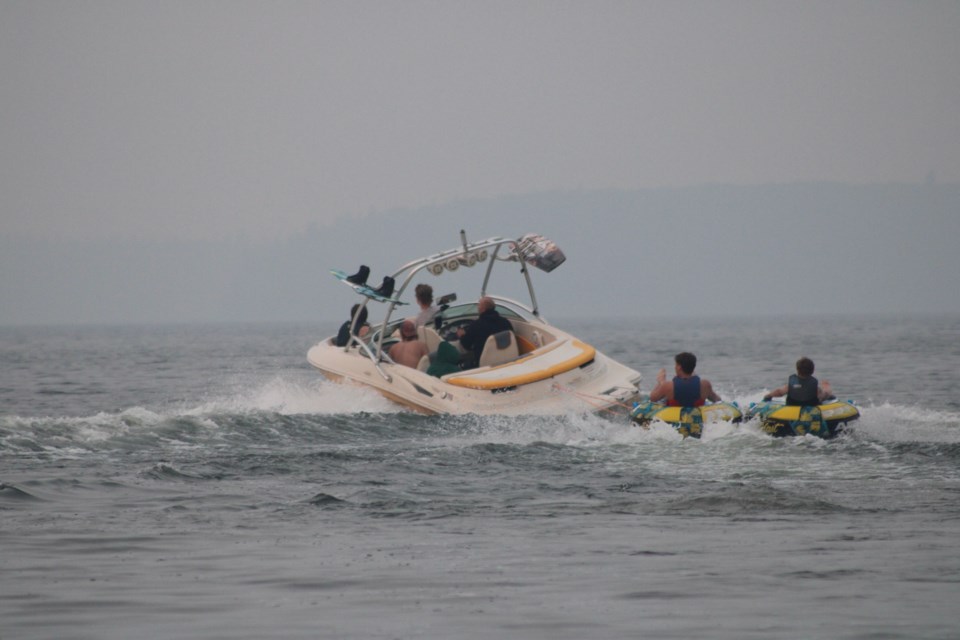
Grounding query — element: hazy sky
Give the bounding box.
[2,1,958,243]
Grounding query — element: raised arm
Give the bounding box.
[648,368,669,402]
[818,380,833,401]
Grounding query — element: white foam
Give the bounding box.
[1,375,407,452]
[0,408,160,450]
[852,402,960,443]
[183,375,402,416]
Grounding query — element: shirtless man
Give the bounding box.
[648,352,721,407]
[388,320,429,368]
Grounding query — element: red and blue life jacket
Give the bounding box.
[668,375,704,407]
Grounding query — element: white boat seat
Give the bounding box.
[478,330,519,368]
[417,354,431,372]
[418,325,442,354]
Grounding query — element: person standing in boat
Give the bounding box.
[762,357,833,405]
[649,352,721,407]
[456,296,513,369]
[413,284,439,328]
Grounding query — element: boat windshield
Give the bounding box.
[437,302,526,323]
[365,301,529,349]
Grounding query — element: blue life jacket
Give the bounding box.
[670,375,703,408]
[786,374,819,406]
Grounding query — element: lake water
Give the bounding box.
[2,315,959,639]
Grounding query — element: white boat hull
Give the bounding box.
[307,336,640,416]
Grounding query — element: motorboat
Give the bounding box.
[307,232,643,415]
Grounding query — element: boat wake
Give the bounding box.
[3,379,959,457]
[181,375,402,416]
[0,375,403,454]
[848,402,960,443]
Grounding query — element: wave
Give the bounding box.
[0,375,399,454]
[3,379,960,456]
[831,402,960,444]
[180,375,402,416]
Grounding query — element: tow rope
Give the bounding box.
[550,382,637,415]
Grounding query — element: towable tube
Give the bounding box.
[745,400,860,439]
[630,400,743,439]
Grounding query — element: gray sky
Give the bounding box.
[2,0,959,243]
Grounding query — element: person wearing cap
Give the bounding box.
[388,319,429,368]
[456,296,513,369]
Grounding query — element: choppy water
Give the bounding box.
[2,316,959,640]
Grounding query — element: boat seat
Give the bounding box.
[417,354,431,372]
[516,335,536,355]
[418,325,442,354]
[478,330,519,368]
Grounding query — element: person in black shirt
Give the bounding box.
[763,357,833,405]
[335,304,370,347]
[456,296,512,368]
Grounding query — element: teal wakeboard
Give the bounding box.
[331,269,407,305]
